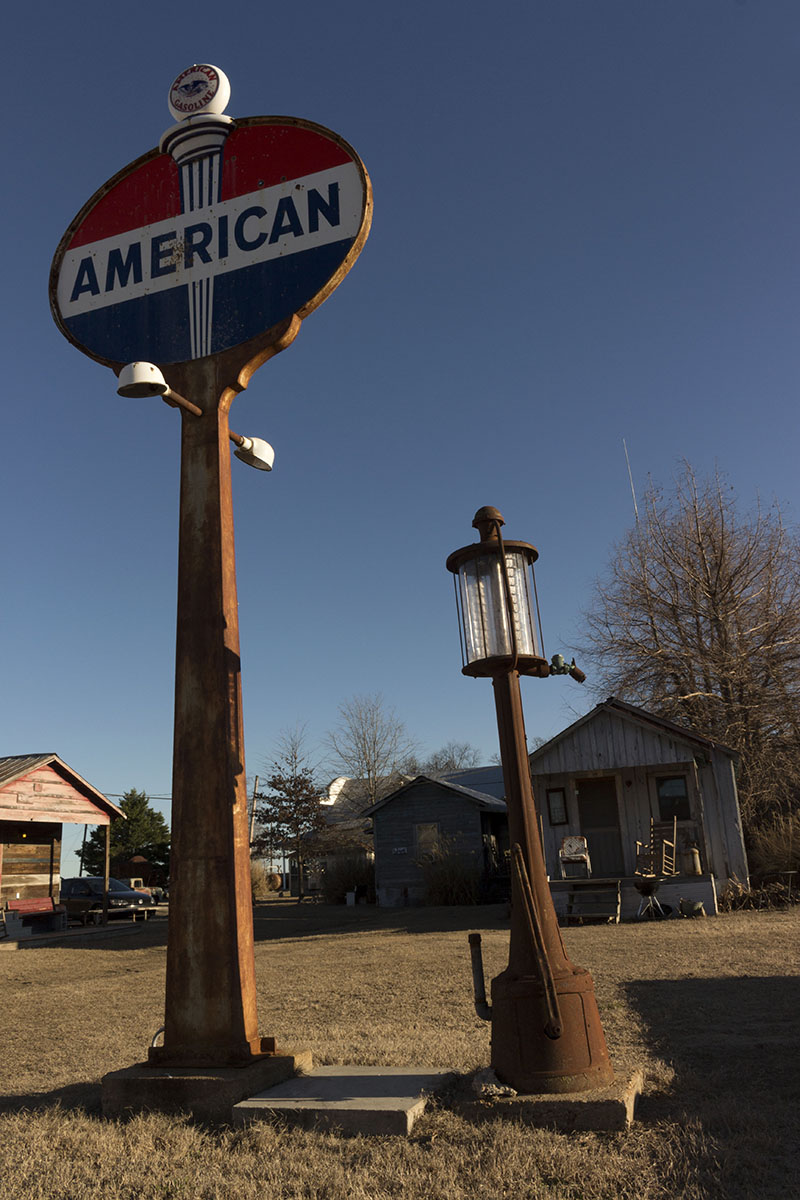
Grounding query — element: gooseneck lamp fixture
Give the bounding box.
[447,507,614,1094]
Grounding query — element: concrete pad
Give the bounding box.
[0,917,167,950]
[102,1049,312,1123]
[459,1068,644,1132]
[233,1066,454,1136]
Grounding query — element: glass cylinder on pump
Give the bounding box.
[456,550,539,664]
[446,507,549,679]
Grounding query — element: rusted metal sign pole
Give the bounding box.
[50,65,372,1074]
[149,339,297,1066]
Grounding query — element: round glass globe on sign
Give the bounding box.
[167,65,231,121]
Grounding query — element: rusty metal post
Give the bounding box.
[489,668,614,1093]
[148,356,273,1068]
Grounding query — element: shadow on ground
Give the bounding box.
[8,917,170,952]
[9,901,510,951]
[251,899,510,942]
[0,1081,101,1114]
[625,974,800,1197]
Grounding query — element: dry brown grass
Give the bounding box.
[1,902,798,1199]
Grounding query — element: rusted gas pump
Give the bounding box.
[448,508,613,1093]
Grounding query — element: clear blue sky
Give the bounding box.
[4,1,800,874]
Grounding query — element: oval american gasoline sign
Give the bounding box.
[50,117,372,369]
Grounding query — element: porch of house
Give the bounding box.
[548,872,718,923]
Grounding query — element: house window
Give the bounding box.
[415,822,440,860]
[546,788,568,825]
[656,776,690,821]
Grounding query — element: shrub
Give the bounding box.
[747,810,800,880]
[418,838,481,905]
[319,856,375,905]
[250,860,273,901]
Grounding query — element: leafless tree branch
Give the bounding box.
[580,463,800,832]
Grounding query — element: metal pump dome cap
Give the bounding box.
[472,506,504,530]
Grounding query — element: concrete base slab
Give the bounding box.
[459,1068,644,1132]
[102,1049,312,1123]
[233,1066,454,1136]
[0,917,167,950]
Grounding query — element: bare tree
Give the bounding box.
[253,726,324,902]
[325,693,417,808]
[409,741,482,776]
[581,464,800,833]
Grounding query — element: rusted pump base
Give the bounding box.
[149,1035,278,1068]
[491,968,615,1094]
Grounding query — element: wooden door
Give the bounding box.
[575,777,625,877]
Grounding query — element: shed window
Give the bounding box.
[546,788,568,825]
[656,776,690,821]
[415,822,440,860]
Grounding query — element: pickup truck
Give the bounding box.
[124,877,152,896]
[125,878,168,903]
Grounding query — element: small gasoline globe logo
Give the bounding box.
[168,64,231,121]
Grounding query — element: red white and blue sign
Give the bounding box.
[50,117,372,368]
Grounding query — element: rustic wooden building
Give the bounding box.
[368,703,748,917]
[0,754,123,905]
[368,769,507,907]
[529,699,749,917]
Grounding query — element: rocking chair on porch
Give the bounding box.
[635,817,678,878]
[634,817,678,919]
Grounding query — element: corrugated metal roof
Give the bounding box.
[440,765,505,799]
[0,754,57,790]
[0,754,125,820]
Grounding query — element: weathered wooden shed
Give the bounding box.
[368,770,507,907]
[529,698,749,916]
[0,754,123,904]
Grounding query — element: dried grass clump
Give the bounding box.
[0,1105,738,1200]
[249,861,272,901]
[718,875,798,912]
[2,904,799,1199]
[418,839,481,905]
[748,810,800,878]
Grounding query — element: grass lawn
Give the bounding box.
[1,901,798,1199]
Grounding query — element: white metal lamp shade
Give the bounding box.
[233,436,274,471]
[446,507,549,678]
[116,361,169,398]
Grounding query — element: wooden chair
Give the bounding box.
[635,817,678,878]
[559,835,592,879]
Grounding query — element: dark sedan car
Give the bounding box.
[60,877,156,925]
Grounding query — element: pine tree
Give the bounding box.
[81,788,170,877]
[252,729,325,901]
